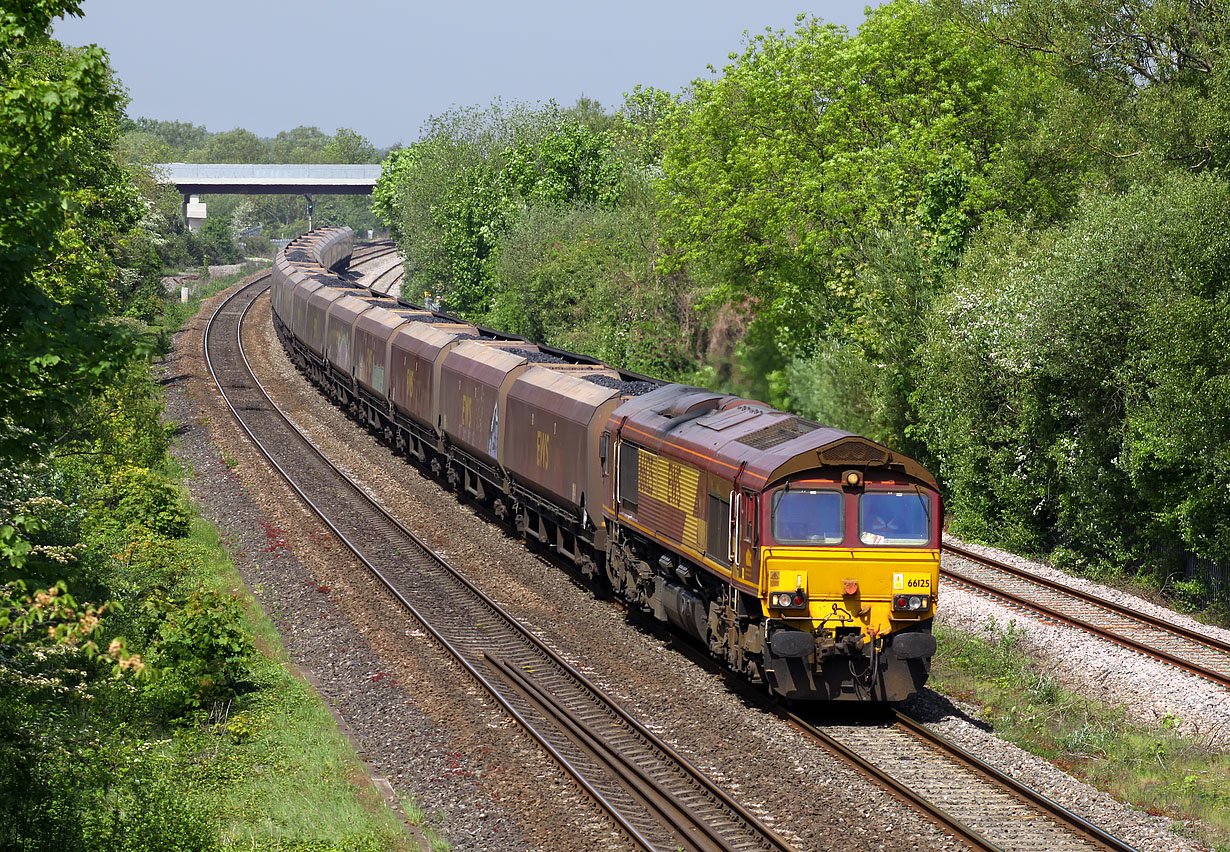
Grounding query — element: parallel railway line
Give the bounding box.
[641,612,1140,852]
[343,238,403,294]
[940,543,1230,690]
[793,712,1134,852]
[206,275,796,852]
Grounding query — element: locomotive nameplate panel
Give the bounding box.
[893,572,932,593]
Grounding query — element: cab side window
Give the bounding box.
[619,443,639,514]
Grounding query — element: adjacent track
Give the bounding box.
[642,618,1139,852]
[791,711,1135,852]
[205,276,795,852]
[941,543,1230,689]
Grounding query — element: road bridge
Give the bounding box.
[155,163,382,230]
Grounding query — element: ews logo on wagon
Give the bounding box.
[536,430,550,469]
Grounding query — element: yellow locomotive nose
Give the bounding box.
[762,547,938,638]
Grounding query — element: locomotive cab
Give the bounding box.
[601,382,943,702]
[758,470,941,701]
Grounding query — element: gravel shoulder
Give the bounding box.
[164,274,1212,852]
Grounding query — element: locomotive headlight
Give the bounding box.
[771,591,807,609]
[893,594,931,612]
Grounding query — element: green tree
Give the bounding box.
[199,127,266,163]
[197,216,240,264]
[486,201,706,379]
[1,0,151,461]
[951,0,1230,174]
[914,172,1230,589]
[373,101,626,316]
[657,1,1058,410]
[324,126,377,163]
[269,124,329,163]
[129,118,209,156]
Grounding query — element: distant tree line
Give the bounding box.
[374,0,1230,611]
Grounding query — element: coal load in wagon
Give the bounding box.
[583,374,658,396]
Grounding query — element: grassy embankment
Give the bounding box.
[932,621,1230,852]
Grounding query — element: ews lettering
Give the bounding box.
[536,430,550,469]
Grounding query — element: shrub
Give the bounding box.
[144,586,255,716]
[93,466,190,540]
[915,172,1230,595]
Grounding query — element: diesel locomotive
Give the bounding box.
[270,228,941,701]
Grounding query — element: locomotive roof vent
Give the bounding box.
[819,442,890,467]
[736,417,821,450]
[660,391,725,419]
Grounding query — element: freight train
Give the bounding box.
[270,228,941,701]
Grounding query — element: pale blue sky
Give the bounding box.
[54,1,878,148]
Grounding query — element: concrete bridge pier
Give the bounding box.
[183,194,207,232]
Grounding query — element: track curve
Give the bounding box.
[205,275,797,852]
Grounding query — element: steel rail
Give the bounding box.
[347,241,408,299]
[783,712,1002,852]
[346,239,402,294]
[203,277,793,852]
[364,258,403,295]
[783,708,1138,852]
[621,610,1138,852]
[487,654,739,852]
[891,713,1137,852]
[940,543,1230,689]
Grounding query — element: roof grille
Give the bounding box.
[735,417,820,450]
[819,443,890,466]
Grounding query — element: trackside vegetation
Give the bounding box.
[6,0,1230,846]
[1,4,412,849]
[373,0,1230,616]
[932,621,1230,851]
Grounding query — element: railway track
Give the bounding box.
[794,711,1134,852]
[941,543,1230,689]
[633,613,1140,852]
[205,275,796,852]
[211,258,1151,852]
